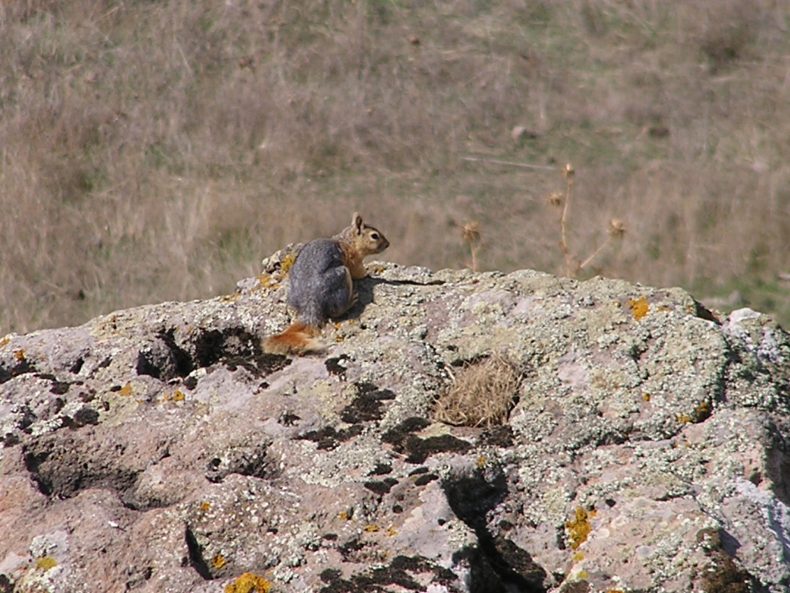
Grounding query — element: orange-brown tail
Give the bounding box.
[262,322,322,355]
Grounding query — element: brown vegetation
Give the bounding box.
[1,0,788,332]
[433,355,521,428]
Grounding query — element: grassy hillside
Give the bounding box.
[1,0,788,332]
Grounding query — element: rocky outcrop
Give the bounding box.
[1,253,788,593]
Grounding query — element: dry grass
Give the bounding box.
[433,355,521,428]
[1,0,789,333]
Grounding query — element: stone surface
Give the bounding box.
[1,253,788,593]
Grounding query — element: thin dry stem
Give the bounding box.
[462,221,482,272]
[461,156,558,171]
[560,164,579,277]
[579,236,612,270]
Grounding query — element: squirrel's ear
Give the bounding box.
[352,212,364,233]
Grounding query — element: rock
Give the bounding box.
[511,126,538,143]
[1,258,788,593]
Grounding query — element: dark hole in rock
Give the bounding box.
[184,526,213,581]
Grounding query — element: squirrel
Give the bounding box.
[263,212,390,354]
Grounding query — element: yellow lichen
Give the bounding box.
[13,348,26,362]
[566,507,596,550]
[161,389,187,402]
[642,392,651,402]
[118,382,133,397]
[364,524,380,533]
[386,526,398,537]
[694,399,712,421]
[572,551,585,562]
[280,252,298,275]
[35,556,58,571]
[476,454,488,469]
[257,273,278,289]
[200,501,212,512]
[0,336,10,349]
[224,572,272,593]
[628,297,649,321]
[337,510,351,521]
[212,554,227,570]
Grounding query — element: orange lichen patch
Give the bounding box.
[13,348,26,362]
[199,501,212,512]
[159,389,186,403]
[337,510,351,521]
[224,572,272,593]
[212,554,227,571]
[566,507,597,550]
[678,400,713,424]
[628,297,649,320]
[642,393,651,402]
[118,382,133,397]
[35,556,58,571]
[364,524,380,533]
[476,455,488,469]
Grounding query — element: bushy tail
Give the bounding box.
[263,322,322,355]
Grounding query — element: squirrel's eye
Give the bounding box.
[370,232,380,240]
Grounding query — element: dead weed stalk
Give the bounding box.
[550,163,626,278]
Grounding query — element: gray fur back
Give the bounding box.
[287,239,349,326]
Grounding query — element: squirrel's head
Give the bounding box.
[351,212,389,255]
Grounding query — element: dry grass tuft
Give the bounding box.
[433,355,522,428]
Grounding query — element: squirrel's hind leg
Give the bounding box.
[324,266,355,319]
